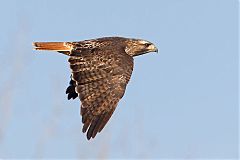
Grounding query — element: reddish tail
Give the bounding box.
[33,42,72,51]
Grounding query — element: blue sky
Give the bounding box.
[0,0,238,159]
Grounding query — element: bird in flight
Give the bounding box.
[33,37,158,140]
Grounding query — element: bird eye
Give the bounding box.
[144,43,151,47]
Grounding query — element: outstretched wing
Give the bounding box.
[68,47,133,140]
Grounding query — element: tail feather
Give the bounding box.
[33,42,72,51]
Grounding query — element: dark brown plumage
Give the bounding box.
[33,37,158,140]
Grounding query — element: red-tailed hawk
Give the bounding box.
[33,37,158,140]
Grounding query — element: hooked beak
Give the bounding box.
[148,43,158,53]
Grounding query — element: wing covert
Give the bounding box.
[68,48,133,140]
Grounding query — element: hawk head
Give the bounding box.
[124,38,158,57]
